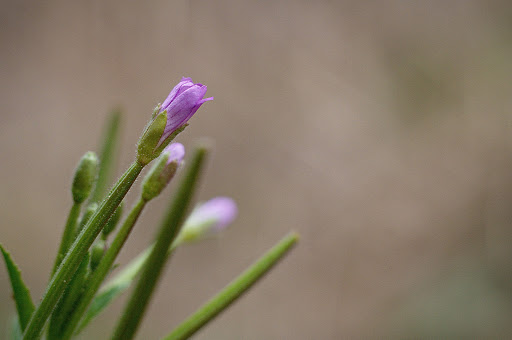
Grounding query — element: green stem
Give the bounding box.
[22,161,144,340]
[91,110,122,203]
[73,239,184,332]
[59,198,147,340]
[47,253,90,340]
[51,202,81,276]
[112,146,209,340]
[162,232,299,340]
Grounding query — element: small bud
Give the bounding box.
[177,197,237,244]
[137,77,212,165]
[77,203,98,234]
[141,143,185,202]
[72,152,99,204]
[90,239,106,272]
[102,202,124,239]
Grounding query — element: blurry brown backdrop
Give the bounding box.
[2,1,512,338]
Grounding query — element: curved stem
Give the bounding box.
[22,161,144,340]
[162,232,299,340]
[60,198,147,340]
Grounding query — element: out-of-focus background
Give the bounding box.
[2,1,512,338]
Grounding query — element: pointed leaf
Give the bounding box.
[0,245,35,331]
[22,161,144,340]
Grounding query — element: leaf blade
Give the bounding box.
[162,232,299,340]
[0,244,35,331]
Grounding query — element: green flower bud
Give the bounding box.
[72,152,99,204]
[77,203,98,234]
[141,143,185,202]
[90,239,106,272]
[137,110,168,165]
[102,202,124,239]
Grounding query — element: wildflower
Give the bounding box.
[137,77,213,165]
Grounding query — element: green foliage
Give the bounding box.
[0,245,35,331]
[4,98,299,340]
[163,232,299,340]
[71,152,99,204]
[112,145,209,340]
[78,247,151,332]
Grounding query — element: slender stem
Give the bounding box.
[22,161,144,340]
[59,198,147,340]
[112,146,208,340]
[162,232,299,340]
[47,253,90,340]
[51,202,81,276]
[91,110,122,203]
[74,239,183,332]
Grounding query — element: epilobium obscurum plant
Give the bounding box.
[1,76,298,340]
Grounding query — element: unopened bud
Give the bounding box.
[77,203,98,234]
[90,239,106,272]
[136,77,212,165]
[176,197,237,244]
[72,152,99,204]
[141,143,185,202]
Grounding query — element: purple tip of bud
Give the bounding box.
[157,77,213,147]
[190,197,238,232]
[163,143,185,165]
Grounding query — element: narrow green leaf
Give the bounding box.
[162,232,299,340]
[0,245,35,331]
[112,145,209,340]
[78,204,218,332]
[79,236,184,332]
[51,202,82,276]
[60,198,147,339]
[22,160,144,340]
[10,317,22,340]
[78,246,152,332]
[47,253,90,340]
[91,109,122,203]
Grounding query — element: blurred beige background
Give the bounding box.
[2,0,512,338]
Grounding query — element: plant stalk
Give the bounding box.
[163,232,299,340]
[60,198,147,340]
[111,146,208,340]
[22,160,144,340]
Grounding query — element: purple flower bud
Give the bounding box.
[137,77,212,165]
[157,77,213,147]
[141,143,186,201]
[178,197,237,243]
[164,142,185,166]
